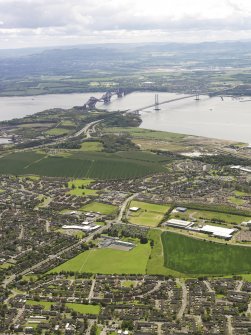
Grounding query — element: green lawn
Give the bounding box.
[128,200,170,227]
[162,232,251,275]
[66,303,100,315]
[50,243,151,274]
[81,201,117,215]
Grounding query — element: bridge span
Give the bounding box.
[126,94,196,115]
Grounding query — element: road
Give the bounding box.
[116,193,139,222]
[73,119,103,138]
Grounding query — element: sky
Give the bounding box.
[1,0,251,48]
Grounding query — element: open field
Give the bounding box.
[128,200,170,227]
[45,128,70,136]
[26,300,53,311]
[146,229,184,277]
[81,201,117,215]
[80,142,103,151]
[68,178,98,196]
[162,232,251,275]
[0,151,165,179]
[65,303,100,315]
[49,243,151,274]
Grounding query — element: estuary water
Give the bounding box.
[0,92,251,143]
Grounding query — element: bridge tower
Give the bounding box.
[195,92,200,101]
[154,94,161,110]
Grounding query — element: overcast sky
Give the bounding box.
[1,0,251,49]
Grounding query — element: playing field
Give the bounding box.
[128,200,170,227]
[162,232,251,275]
[50,243,151,274]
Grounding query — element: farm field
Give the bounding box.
[0,151,165,179]
[81,201,117,215]
[49,243,151,274]
[170,208,251,225]
[128,200,170,227]
[162,232,251,275]
[65,303,100,315]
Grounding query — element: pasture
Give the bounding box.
[128,200,170,227]
[50,243,151,274]
[162,232,251,275]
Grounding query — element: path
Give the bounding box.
[88,277,96,303]
[176,278,187,320]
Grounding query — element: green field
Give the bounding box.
[80,142,103,152]
[162,232,251,275]
[0,151,165,179]
[146,230,183,277]
[128,200,170,227]
[68,179,98,196]
[45,128,70,136]
[66,303,100,315]
[26,300,53,311]
[81,201,117,215]
[50,243,151,274]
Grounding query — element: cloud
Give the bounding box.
[1,0,251,47]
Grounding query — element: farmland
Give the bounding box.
[162,232,251,275]
[50,243,151,274]
[0,150,165,179]
[128,200,170,227]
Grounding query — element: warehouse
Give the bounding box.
[200,225,235,240]
[166,219,193,229]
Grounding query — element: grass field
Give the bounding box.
[128,201,170,227]
[26,300,53,311]
[50,243,151,274]
[45,128,70,136]
[0,151,165,179]
[80,142,103,152]
[162,232,251,275]
[68,179,98,196]
[146,229,183,277]
[66,303,100,315]
[81,201,117,215]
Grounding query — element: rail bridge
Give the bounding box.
[84,88,125,109]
